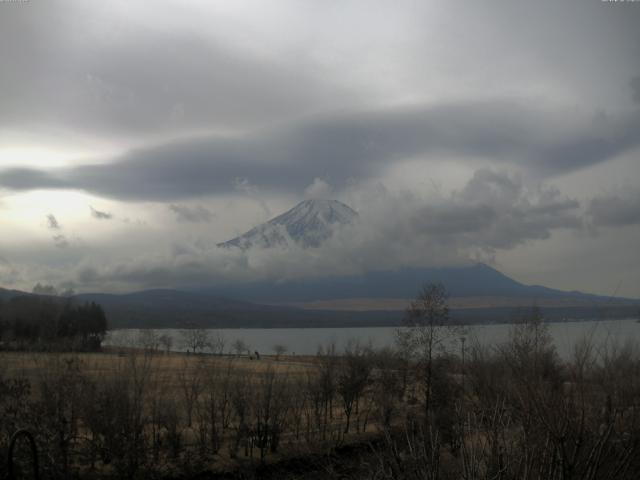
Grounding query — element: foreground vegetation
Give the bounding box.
[1,287,640,479]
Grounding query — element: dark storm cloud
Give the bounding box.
[0,0,639,164]
[52,234,69,249]
[90,206,113,220]
[169,204,214,223]
[4,169,71,190]
[406,204,498,239]
[44,213,70,248]
[632,77,640,104]
[46,214,61,230]
[588,191,640,227]
[0,1,356,139]
[32,283,58,296]
[1,102,639,201]
[531,114,640,175]
[409,169,582,250]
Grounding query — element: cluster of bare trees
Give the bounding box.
[368,288,640,480]
[2,284,640,479]
[133,326,226,355]
[0,344,399,478]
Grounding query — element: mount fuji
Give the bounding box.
[218,199,358,249]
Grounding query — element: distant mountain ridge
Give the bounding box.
[218,199,358,249]
[198,263,637,305]
[1,261,638,329]
[0,286,399,328]
[72,289,307,328]
[0,287,31,302]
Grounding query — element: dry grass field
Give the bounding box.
[3,313,640,479]
[1,349,316,384]
[0,347,388,478]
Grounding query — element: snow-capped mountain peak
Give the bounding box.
[218,199,358,249]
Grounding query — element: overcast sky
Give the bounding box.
[0,0,639,297]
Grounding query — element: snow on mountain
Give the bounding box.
[218,199,358,249]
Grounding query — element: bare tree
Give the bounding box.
[337,341,372,433]
[201,358,235,454]
[288,377,309,441]
[137,329,160,352]
[36,355,87,477]
[180,326,211,354]
[370,348,404,430]
[273,344,288,360]
[158,333,173,354]
[252,367,290,460]
[80,352,155,478]
[210,331,226,355]
[229,372,251,458]
[232,338,248,357]
[316,342,338,440]
[396,283,463,421]
[177,357,205,428]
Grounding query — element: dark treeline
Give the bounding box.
[0,295,107,351]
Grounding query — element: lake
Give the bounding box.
[104,318,640,359]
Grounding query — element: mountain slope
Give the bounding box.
[86,264,637,328]
[0,287,34,301]
[218,199,357,249]
[3,262,638,329]
[72,289,397,328]
[198,263,637,305]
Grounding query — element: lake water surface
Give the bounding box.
[105,318,640,359]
